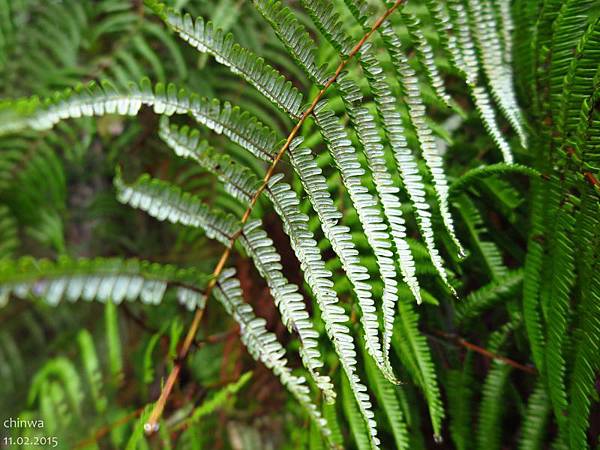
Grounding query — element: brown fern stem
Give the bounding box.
[432,330,537,375]
[145,0,406,433]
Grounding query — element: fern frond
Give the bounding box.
[251,0,329,86]
[213,268,332,442]
[470,86,515,163]
[114,171,238,246]
[29,357,84,416]
[556,18,600,139]
[266,173,374,407]
[544,197,577,429]
[158,120,261,204]
[298,0,421,333]
[145,0,303,118]
[455,195,508,280]
[341,373,371,450]
[436,0,514,161]
[518,381,551,450]
[288,137,380,448]
[446,355,475,450]
[567,193,600,450]
[0,205,17,258]
[476,362,511,450]
[449,163,540,197]
[379,22,465,258]
[492,0,515,66]
[160,119,379,435]
[400,11,454,108]
[364,350,410,450]
[77,330,107,414]
[550,0,597,117]
[323,402,344,447]
[359,46,455,295]
[456,270,523,324]
[300,0,354,57]
[392,298,445,439]
[423,0,469,80]
[186,372,252,425]
[522,179,546,372]
[0,257,208,308]
[186,97,281,163]
[241,219,335,400]
[338,75,420,304]
[313,100,400,383]
[114,172,333,399]
[475,323,519,450]
[0,80,280,164]
[465,0,528,148]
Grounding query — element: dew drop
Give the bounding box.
[434,434,443,444]
[143,422,159,435]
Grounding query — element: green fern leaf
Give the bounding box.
[446,354,475,450]
[455,270,523,324]
[364,350,410,450]
[449,163,540,197]
[567,193,600,450]
[0,205,17,258]
[392,299,445,439]
[519,381,551,450]
[341,373,372,450]
[77,330,107,414]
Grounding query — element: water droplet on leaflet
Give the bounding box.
[143,422,159,435]
[434,434,443,444]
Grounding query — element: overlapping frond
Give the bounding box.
[0,257,208,309]
[114,172,333,399]
[519,382,551,450]
[358,47,454,294]
[400,11,454,108]
[159,118,380,446]
[288,138,380,447]
[426,0,516,161]
[145,0,304,118]
[213,268,332,441]
[313,100,400,384]
[364,350,410,450]
[158,119,261,204]
[379,22,465,258]
[0,80,281,164]
[465,0,527,148]
[393,296,445,438]
[455,270,523,323]
[251,0,329,86]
